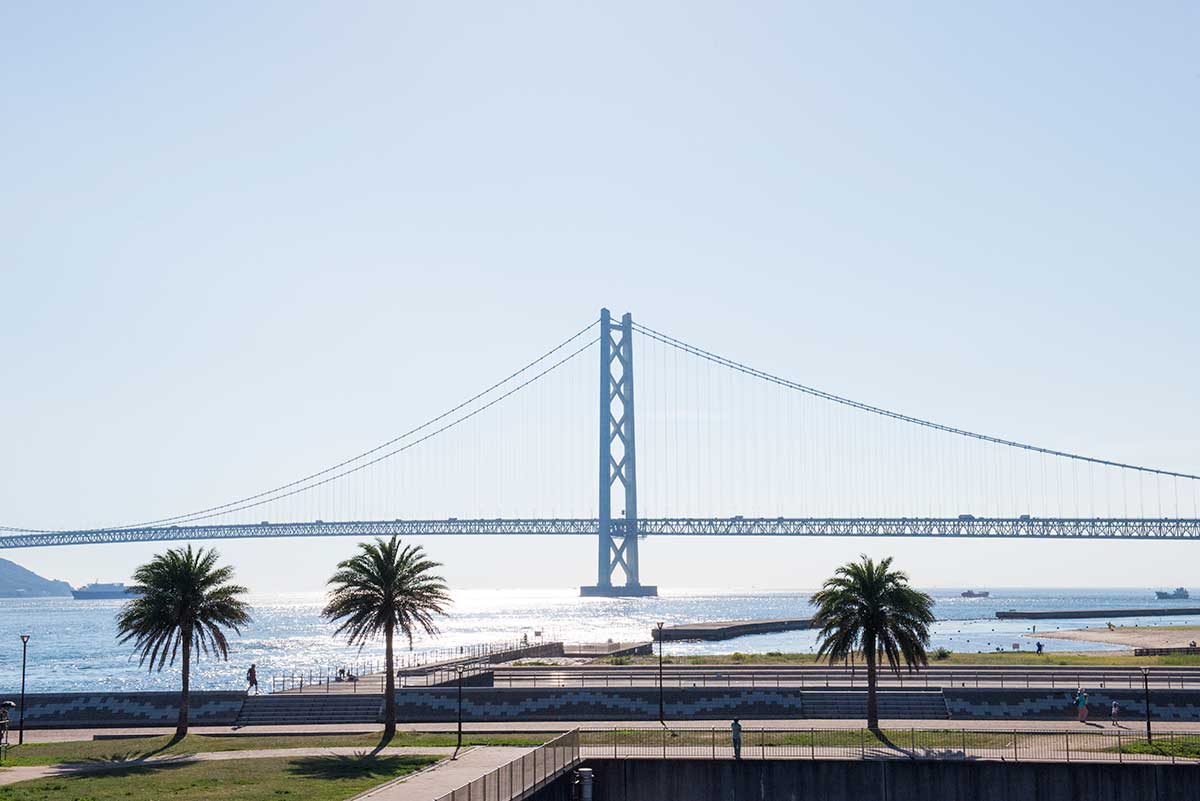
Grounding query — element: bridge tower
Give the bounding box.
[580,308,657,597]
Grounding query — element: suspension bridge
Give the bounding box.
[4,308,1199,596]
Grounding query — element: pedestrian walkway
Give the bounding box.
[352,747,534,800]
[18,717,1200,744]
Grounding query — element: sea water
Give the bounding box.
[0,587,1193,693]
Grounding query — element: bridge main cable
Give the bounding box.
[1,319,600,536]
[632,321,1200,482]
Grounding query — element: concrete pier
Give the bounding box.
[996,607,1200,620]
[653,619,813,642]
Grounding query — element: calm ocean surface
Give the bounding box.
[1,587,1195,693]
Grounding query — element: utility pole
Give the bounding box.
[1142,668,1152,744]
[453,665,464,759]
[19,635,29,746]
[656,622,665,725]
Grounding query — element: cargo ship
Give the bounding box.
[72,582,134,600]
[1155,588,1189,600]
[960,590,990,598]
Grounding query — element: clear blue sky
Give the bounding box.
[2,2,1198,592]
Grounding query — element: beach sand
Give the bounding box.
[1030,625,1200,649]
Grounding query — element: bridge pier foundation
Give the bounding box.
[579,583,659,598]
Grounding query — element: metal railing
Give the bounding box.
[435,730,581,801]
[268,638,557,694]
[578,727,1200,764]
[491,666,1200,690]
[270,662,493,694]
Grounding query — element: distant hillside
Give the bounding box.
[0,557,73,597]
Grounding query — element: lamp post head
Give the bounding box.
[656,621,664,630]
[455,665,464,675]
[19,635,29,645]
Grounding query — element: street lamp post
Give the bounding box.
[453,665,464,759]
[18,635,29,746]
[1141,668,1152,744]
[656,622,665,725]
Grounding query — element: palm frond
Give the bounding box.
[115,545,252,672]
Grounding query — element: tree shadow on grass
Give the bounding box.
[74,732,190,766]
[47,758,197,781]
[368,731,397,757]
[286,754,437,782]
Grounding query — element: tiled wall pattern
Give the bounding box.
[12,692,246,728]
[944,689,1200,721]
[10,687,1200,728]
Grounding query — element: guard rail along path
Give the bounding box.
[435,730,581,801]
[490,664,1200,690]
[271,639,560,693]
[578,727,1200,764]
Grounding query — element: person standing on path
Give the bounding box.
[1076,689,1088,722]
[246,664,258,695]
[1111,700,1120,726]
[731,719,742,760]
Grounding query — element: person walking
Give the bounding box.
[1111,700,1120,726]
[1076,689,1088,722]
[1035,641,1043,655]
[731,719,742,760]
[246,664,258,695]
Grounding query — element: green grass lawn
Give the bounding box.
[1111,734,1200,759]
[597,651,1200,667]
[1,731,550,767]
[581,728,1014,750]
[0,754,440,801]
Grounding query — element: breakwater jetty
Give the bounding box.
[996,607,1200,620]
[653,618,813,642]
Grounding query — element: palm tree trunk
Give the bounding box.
[864,636,878,731]
[383,621,396,738]
[177,628,191,738]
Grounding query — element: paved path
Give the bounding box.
[18,717,1200,744]
[352,746,533,800]
[0,745,456,787]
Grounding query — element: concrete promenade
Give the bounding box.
[16,717,1200,744]
[352,746,532,800]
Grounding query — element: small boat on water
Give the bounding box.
[72,582,135,600]
[961,590,990,598]
[1155,587,1189,600]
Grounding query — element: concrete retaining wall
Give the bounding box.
[12,691,246,728]
[587,758,1200,801]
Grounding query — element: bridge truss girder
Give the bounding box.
[5,517,1200,550]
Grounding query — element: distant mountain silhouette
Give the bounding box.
[0,557,72,597]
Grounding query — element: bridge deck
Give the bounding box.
[5,517,1200,548]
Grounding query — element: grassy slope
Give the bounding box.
[1116,735,1200,759]
[0,732,549,767]
[583,728,1015,748]
[0,755,440,801]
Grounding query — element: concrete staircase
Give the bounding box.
[801,691,949,720]
[235,694,384,726]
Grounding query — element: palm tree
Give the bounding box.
[116,545,251,738]
[323,537,451,737]
[811,555,935,730]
